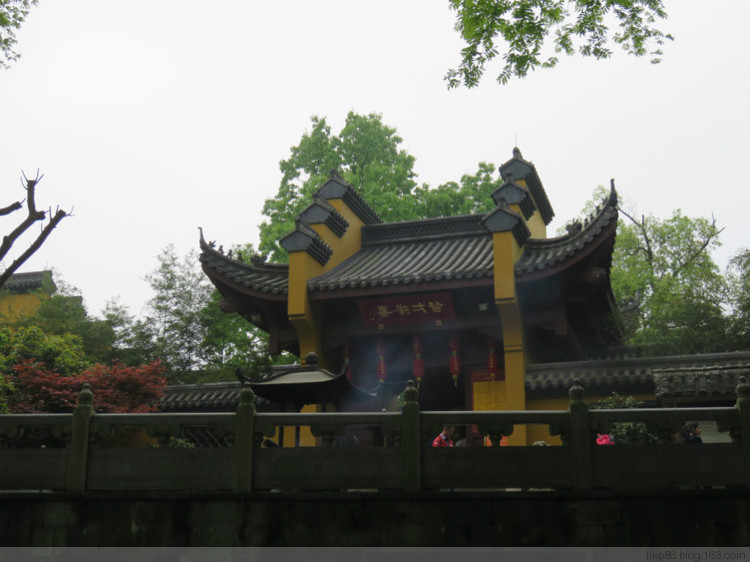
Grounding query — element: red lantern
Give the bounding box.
[376,338,387,383]
[486,336,498,381]
[412,336,424,385]
[448,333,461,386]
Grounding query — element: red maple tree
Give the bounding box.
[9,359,167,413]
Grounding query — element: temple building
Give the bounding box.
[0,270,56,322]
[197,148,642,445]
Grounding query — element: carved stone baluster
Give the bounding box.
[0,421,22,448]
[734,377,750,488]
[67,384,94,492]
[234,386,256,493]
[568,380,593,491]
[401,380,420,491]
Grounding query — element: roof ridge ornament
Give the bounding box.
[499,147,555,225]
[329,168,346,183]
[316,171,381,225]
[280,217,333,265]
[482,202,531,247]
[299,196,350,238]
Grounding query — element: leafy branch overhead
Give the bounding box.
[0,172,69,290]
[445,0,673,87]
[0,0,37,69]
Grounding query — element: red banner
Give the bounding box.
[358,293,456,326]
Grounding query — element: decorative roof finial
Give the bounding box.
[513,147,522,159]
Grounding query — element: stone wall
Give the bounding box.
[2,490,749,547]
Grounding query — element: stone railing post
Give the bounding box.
[234,385,256,493]
[401,380,421,491]
[67,383,94,492]
[568,380,593,491]
[735,377,750,488]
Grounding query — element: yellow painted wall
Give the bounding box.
[311,200,367,271]
[0,293,43,322]
[287,252,324,361]
[490,230,528,444]
[513,178,547,239]
[273,403,327,448]
[287,197,368,367]
[473,380,506,410]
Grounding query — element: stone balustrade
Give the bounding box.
[1,378,749,494]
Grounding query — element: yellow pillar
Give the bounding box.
[492,229,528,446]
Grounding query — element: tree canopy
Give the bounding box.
[8,359,166,414]
[727,247,750,351]
[112,244,286,383]
[259,112,419,261]
[259,112,503,261]
[574,186,731,356]
[445,0,672,87]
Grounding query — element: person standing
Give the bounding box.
[432,425,455,447]
[682,422,702,444]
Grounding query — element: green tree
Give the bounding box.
[128,244,283,383]
[445,0,672,87]
[574,187,728,354]
[259,112,420,260]
[199,289,278,381]
[614,207,727,354]
[0,0,37,69]
[259,113,506,261]
[0,371,12,412]
[15,290,121,365]
[727,248,750,351]
[130,245,212,380]
[414,161,502,217]
[0,325,88,376]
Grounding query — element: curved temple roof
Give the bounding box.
[515,187,618,279]
[200,186,618,299]
[308,186,617,293]
[199,232,289,297]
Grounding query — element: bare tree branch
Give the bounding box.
[0,201,23,216]
[672,214,724,278]
[0,173,68,290]
[618,206,655,265]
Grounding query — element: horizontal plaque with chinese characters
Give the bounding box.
[358,293,457,326]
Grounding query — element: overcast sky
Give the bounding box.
[1,0,748,316]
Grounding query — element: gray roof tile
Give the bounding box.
[160,382,246,411]
[309,216,494,292]
[3,271,54,294]
[526,351,750,399]
[199,235,288,295]
[515,188,618,276]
